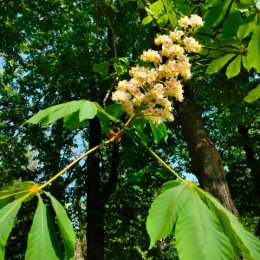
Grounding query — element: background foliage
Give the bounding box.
[0,0,259,259]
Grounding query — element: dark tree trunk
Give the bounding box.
[237,125,260,235]
[177,86,239,216]
[237,126,260,202]
[86,118,104,260]
[86,118,119,260]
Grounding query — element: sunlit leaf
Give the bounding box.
[237,14,256,40]
[244,83,260,103]
[206,54,236,74]
[226,55,241,78]
[25,100,98,129]
[175,188,234,260]
[25,196,59,260]
[0,200,22,259]
[146,183,191,248]
[47,194,76,260]
[247,24,260,70]
[198,188,260,260]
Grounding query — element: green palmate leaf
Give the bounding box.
[242,55,252,71]
[96,103,124,133]
[133,118,148,145]
[92,62,109,77]
[25,196,59,260]
[160,180,182,193]
[0,181,37,207]
[47,194,76,260]
[223,11,242,37]
[237,14,256,40]
[244,83,260,103]
[206,54,236,74]
[146,183,190,248]
[175,0,191,14]
[175,188,234,260]
[0,200,22,259]
[148,121,168,144]
[198,188,260,260]
[79,100,97,122]
[142,15,153,25]
[226,55,241,78]
[205,0,232,27]
[247,23,260,70]
[46,208,64,260]
[149,0,164,16]
[26,100,97,129]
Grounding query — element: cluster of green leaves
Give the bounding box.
[0,182,75,260]
[202,0,260,101]
[25,99,169,146]
[147,180,260,260]
[24,97,260,260]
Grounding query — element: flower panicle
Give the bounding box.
[112,15,204,125]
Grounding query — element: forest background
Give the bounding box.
[0,0,259,259]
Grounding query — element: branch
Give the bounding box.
[96,0,117,57]
[202,45,247,55]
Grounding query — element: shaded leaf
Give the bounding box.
[205,0,232,27]
[0,200,22,259]
[47,194,76,260]
[92,62,109,77]
[25,197,59,260]
[149,121,168,144]
[96,103,124,133]
[46,208,64,260]
[133,118,148,145]
[223,11,242,37]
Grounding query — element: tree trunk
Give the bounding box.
[177,86,239,216]
[86,118,104,260]
[237,125,260,235]
[237,126,260,202]
[86,118,119,260]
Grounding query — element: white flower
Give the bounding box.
[183,37,201,53]
[190,14,204,28]
[154,35,172,45]
[178,16,191,28]
[140,49,162,64]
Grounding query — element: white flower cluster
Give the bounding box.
[112,15,203,125]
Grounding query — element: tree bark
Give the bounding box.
[237,126,260,202]
[86,118,120,260]
[86,118,104,260]
[177,86,239,216]
[237,125,260,235]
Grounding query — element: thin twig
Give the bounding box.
[202,45,246,55]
